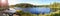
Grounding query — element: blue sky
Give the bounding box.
[8,0,60,5]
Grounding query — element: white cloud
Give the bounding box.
[8,0,50,5]
[8,0,19,5]
[8,0,41,5]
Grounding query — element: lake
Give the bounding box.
[22,7,51,14]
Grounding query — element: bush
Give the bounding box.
[50,13,60,16]
[16,10,32,16]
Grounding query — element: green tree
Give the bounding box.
[15,3,34,8]
[50,2,60,12]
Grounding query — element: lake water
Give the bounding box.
[22,7,51,14]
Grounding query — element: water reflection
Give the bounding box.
[22,7,50,14]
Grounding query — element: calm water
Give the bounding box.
[22,7,51,14]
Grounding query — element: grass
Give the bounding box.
[16,10,60,16]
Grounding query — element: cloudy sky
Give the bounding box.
[8,0,60,5]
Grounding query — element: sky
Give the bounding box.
[8,0,60,5]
